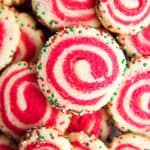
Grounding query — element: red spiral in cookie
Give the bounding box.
[0,61,69,138]
[118,26,150,57]
[96,0,150,34]
[109,133,150,150]
[32,0,100,30]
[13,13,45,62]
[19,127,71,150]
[37,26,126,114]
[108,57,150,136]
[67,109,111,140]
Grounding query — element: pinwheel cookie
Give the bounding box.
[0,5,20,70]
[19,127,72,150]
[68,132,108,150]
[108,133,150,150]
[0,135,17,150]
[96,0,150,35]
[108,57,150,136]
[117,25,150,57]
[67,109,111,140]
[37,26,126,115]
[0,0,25,6]
[0,61,70,139]
[32,0,100,31]
[13,12,45,62]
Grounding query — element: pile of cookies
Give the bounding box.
[0,0,149,149]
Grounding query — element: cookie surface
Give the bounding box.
[0,5,20,70]
[19,127,72,150]
[37,26,126,114]
[109,133,150,150]
[68,132,108,150]
[13,12,45,62]
[0,0,25,6]
[67,109,111,140]
[96,0,150,35]
[117,25,150,57]
[32,0,100,31]
[0,61,70,138]
[108,57,150,136]
[0,135,17,150]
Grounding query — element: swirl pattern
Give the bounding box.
[109,133,150,150]
[67,109,111,140]
[0,6,20,70]
[32,0,100,30]
[96,0,150,35]
[0,61,70,138]
[13,13,45,62]
[37,26,126,114]
[19,127,71,150]
[117,25,150,57]
[108,57,150,136]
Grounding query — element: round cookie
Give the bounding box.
[0,135,17,150]
[108,57,150,136]
[19,127,72,150]
[0,5,20,70]
[13,12,45,62]
[108,133,150,150]
[96,0,150,35]
[37,26,126,115]
[117,25,150,57]
[0,0,25,6]
[32,0,100,31]
[68,132,108,150]
[0,61,70,139]
[67,109,111,140]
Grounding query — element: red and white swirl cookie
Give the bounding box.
[67,109,111,140]
[68,132,108,150]
[108,57,150,136]
[13,12,45,62]
[19,127,72,150]
[96,0,150,35]
[0,61,70,138]
[0,135,17,150]
[32,0,100,31]
[108,133,150,150]
[0,0,25,6]
[117,25,150,57]
[37,26,126,115]
[0,5,20,70]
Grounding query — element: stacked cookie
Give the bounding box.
[0,0,149,149]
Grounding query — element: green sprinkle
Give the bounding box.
[68,27,74,32]
[37,62,42,70]
[110,97,113,101]
[37,136,45,141]
[78,30,82,34]
[42,11,46,15]
[49,20,55,26]
[121,59,126,64]
[132,53,137,57]
[127,129,133,133]
[21,23,24,27]
[48,93,59,107]
[143,63,147,67]
[49,133,53,137]
[111,117,115,125]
